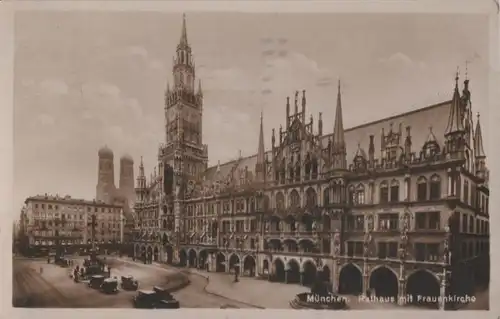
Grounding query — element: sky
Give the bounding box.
[13,11,490,212]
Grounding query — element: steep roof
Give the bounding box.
[203,100,451,181]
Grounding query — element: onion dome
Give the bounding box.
[120,153,134,163]
[98,145,114,158]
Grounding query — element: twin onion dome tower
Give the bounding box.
[96,146,136,214]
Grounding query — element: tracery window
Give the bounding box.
[276,192,285,210]
[390,180,400,202]
[289,190,300,208]
[354,184,365,205]
[379,181,389,204]
[323,187,330,206]
[430,175,441,200]
[417,176,427,201]
[305,188,317,208]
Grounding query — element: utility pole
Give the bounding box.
[88,214,97,263]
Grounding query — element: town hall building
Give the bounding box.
[132,15,490,310]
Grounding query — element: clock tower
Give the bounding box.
[162,14,208,245]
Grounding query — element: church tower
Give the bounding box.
[96,145,116,204]
[163,14,207,181]
[162,15,208,245]
[119,154,135,209]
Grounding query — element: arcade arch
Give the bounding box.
[338,263,363,295]
[369,266,398,300]
[406,270,440,309]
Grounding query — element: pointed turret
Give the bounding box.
[444,70,466,156]
[332,79,347,170]
[286,96,290,128]
[475,113,486,158]
[445,70,465,136]
[197,79,203,97]
[475,113,487,179]
[318,112,323,136]
[135,156,147,202]
[255,112,266,182]
[179,13,188,49]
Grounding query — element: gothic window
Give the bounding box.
[280,158,286,184]
[305,154,311,179]
[430,174,441,200]
[355,184,365,205]
[348,185,355,205]
[417,176,427,201]
[323,187,330,206]
[289,190,300,208]
[463,180,469,205]
[276,192,285,210]
[390,180,400,202]
[305,188,317,208]
[465,150,470,173]
[379,181,389,204]
[422,140,440,159]
[312,157,318,179]
[295,163,301,182]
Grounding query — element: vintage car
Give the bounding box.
[101,277,119,294]
[121,275,139,291]
[88,275,106,289]
[133,289,180,309]
[85,264,106,278]
[152,286,180,308]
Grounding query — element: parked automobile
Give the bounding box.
[153,286,180,308]
[88,275,106,289]
[101,277,119,294]
[133,289,180,309]
[121,275,139,291]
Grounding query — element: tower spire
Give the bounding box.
[445,68,465,136]
[255,111,266,182]
[332,79,347,170]
[475,113,486,158]
[179,13,188,48]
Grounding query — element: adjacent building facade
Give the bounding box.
[19,194,124,256]
[132,15,490,309]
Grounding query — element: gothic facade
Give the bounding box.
[132,15,490,310]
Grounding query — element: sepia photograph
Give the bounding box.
[10,4,493,311]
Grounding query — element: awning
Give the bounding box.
[229,234,234,239]
[243,235,248,240]
[190,233,196,239]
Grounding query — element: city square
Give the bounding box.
[12,10,490,311]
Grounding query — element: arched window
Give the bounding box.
[348,185,355,205]
[355,184,365,205]
[323,187,330,206]
[305,154,311,179]
[463,180,469,205]
[379,181,389,204]
[306,188,317,208]
[312,157,318,179]
[390,180,400,202]
[289,190,300,208]
[417,176,427,201]
[430,175,441,200]
[276,192,285,210]
[295,163,301,182]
